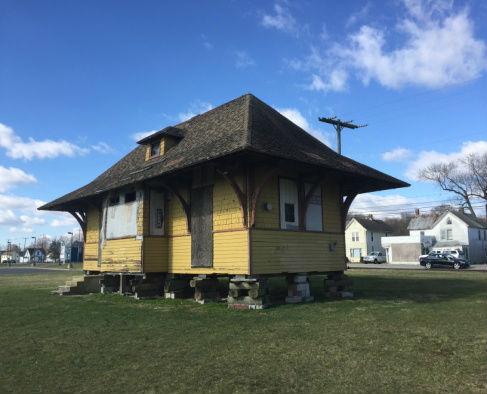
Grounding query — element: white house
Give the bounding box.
[345,216,393,262]
[382,210,487,264]
[21,248,46,264]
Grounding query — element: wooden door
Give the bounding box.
[191,185,213,267]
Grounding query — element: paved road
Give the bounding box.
[348,263,487,272]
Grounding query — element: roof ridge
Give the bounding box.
[245,93,252,147]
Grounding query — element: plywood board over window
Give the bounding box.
[106,191,139,239]
[191,186,213,267]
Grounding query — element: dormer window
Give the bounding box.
[150,141,160,157]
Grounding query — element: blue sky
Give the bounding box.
[1,0,486,247]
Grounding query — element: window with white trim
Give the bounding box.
[352,231,359,242]
[279,178,299,230]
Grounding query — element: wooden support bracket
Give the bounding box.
[216,168,248,227]
[341,193,357,231]
[68,210,87,242]
[153,182,191,233]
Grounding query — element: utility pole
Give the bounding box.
[318,116,367,155]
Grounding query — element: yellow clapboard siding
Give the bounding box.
[213,173,244,231]
[143,237,168,272]
[254,170,279,229]
[166,231,249,274]
[100,238,142,272]
[251,229,346,274]
[323,182,342,233]
[166,187,189,236]
[83,207,100,270]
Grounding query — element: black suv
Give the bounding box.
[419,253,470,270]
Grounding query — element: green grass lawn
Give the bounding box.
[0,270,485,394]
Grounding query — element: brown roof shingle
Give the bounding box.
[39,93,409,211]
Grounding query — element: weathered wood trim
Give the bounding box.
[252,227,342,235]
[216,168,248,227]
[68,210,87,242]
[341,193,357,231]
[250,166,278,227]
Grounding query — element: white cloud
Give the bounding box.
[0,210,45,227]
[261,3,297,35]
[0,209,19,225]
[50,216,77,227]
[178,101,214,122]
[235,51,256,69]
[277,107,332,146]
[346,2,371,28]
[202,34,213,49]
[19,215,45,226]
[9,226,32,233]
[0,194,44,211]
[307,72,347,92]
[0,166,37,192]
[406,140,487,180]
[91,142,113,154]
[0,123,89,160]
[350,193,424,219]
[131,130,158,142]
[382,148,414,162]
[293,0,485,91]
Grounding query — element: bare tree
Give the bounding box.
[464,152,487,214]
[419,152,487,217]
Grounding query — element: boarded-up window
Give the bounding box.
[191,186,213,267]
[150,190,164,236]
[305,183,323,231]
[280,178,299,230]
[106,192,138,239]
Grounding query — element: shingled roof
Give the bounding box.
[39,93,409,211]
[347,217,393,233]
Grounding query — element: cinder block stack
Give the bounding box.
[190,276,220,304]
[164,275,191,299]
[227,276,270,309]
[285,273,314,303]
[324,272,353,299]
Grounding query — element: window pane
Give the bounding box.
[125,191,136,203]
[150,142,160,157]
[285,203,295,223]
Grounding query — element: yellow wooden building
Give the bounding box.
[40,94,408,307]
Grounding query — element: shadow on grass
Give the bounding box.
[232,273,486,306]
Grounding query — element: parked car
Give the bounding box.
[419,253,470,270]
[363,251,387,264]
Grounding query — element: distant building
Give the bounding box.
[382,210,487,264]
[60,244,84,263]
[21,248,46,264]
[345,216,393,262]
[1,251,20,263]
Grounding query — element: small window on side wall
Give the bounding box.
[285,203,295,223]
[125,191,136,203]
[109,196,120,206]
[150,141,160,157]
